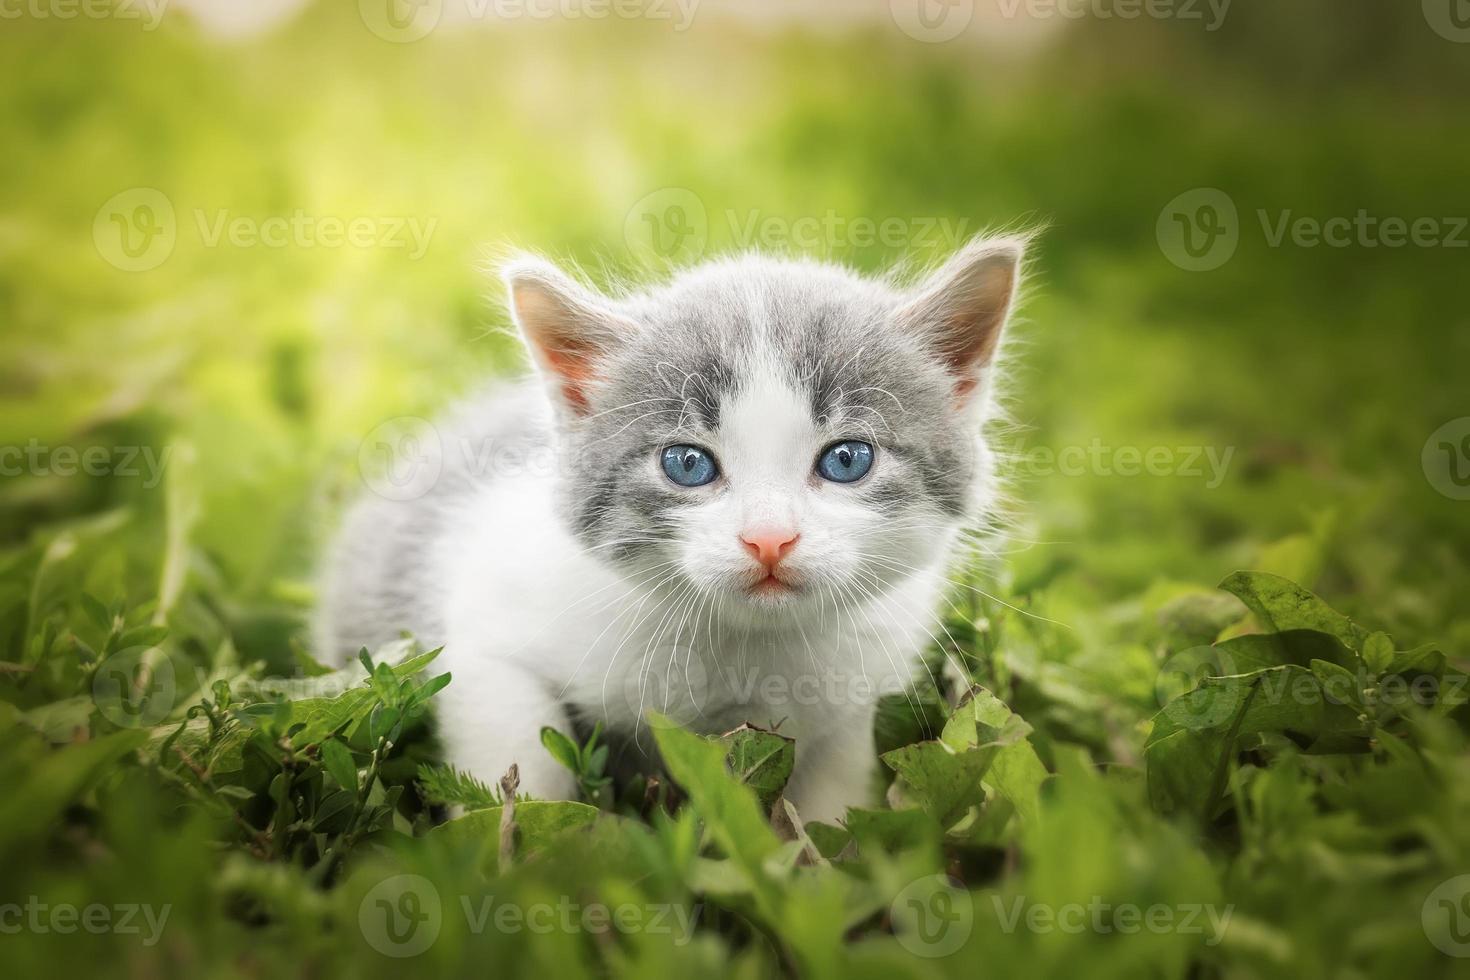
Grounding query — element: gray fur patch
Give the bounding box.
[556,256,987,555]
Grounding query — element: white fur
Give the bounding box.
[417,380,955,823]
[319,238,1026,824]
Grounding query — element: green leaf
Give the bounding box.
[429,800,599,875]
[1146,665,1371,817]
[1362,632,1394,673]
[540,725,581,774]
[1387,642,1444,676]
[1143,727,1227,819]
[117,624,169,650]
[368,703,400,743]
[79,593,114,633]
[940,686,1048,827]
[651,717,782,871]
[1310,658,1362,707]
[720,723,796,809]
[0,729,148,861]
[1218,570,1366,651]
[410,671,452,705]
[842,807,941,855]
[881,739,998,828]
[319,737,358,793]
[1156,589,1244,649]
[312,789,357,834]
[803,821,853,860]
[1213,629,1357,673]
[415,763,500,810]
[271,647,446,748]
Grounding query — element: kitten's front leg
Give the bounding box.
[782,724,878,826]
[434,659,578,801]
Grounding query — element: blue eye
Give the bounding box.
[661,445,719,487]
[816,441,874,483]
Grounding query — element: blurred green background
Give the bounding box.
[1,1,1468,977]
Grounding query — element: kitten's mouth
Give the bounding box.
[748,572,797,597]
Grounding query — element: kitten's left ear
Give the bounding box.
[502,255,639,418]
[898,235,1027,406]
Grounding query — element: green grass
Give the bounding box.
[1,4,1468,978]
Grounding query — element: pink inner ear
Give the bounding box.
[939,297,1009,408]
[900,243,1022,407]
[952,375,980,405]
[540,343,597,415]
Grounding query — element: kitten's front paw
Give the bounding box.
[783,797,847,828]
[782,738,876,827]
[784,781,866,827]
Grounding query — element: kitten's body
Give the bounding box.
[317,244,1024,823]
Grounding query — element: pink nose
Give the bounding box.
[740,529,799,569]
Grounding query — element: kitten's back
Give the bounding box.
[313,382,551,663]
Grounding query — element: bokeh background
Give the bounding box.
[2,1,1468,977]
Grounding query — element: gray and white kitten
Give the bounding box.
[316,235,1025,823]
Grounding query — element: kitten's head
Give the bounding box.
[504,237,1026,624]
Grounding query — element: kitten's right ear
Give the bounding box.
[897,234,1028,408]
[502,256,638,418]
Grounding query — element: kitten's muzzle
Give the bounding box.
[740,527,801,595]
[740,528,799,573]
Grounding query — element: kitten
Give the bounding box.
[315,235,1026,823]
